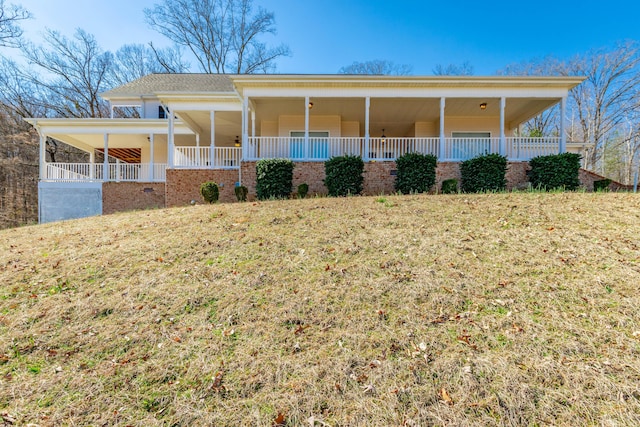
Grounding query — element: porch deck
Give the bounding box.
[42,136,563,182]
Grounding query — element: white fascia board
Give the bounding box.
[161,98,242,112]
[242,86,572,99]
[27,118,194,135]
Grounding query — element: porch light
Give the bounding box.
[480,102,487,110]
[381,129,386,142]
[234,136,240,147]
[308,101,314,109]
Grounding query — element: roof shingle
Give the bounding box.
[101,74,235,98]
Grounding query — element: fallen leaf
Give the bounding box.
[294,325,310,335]
[273,412,286,426]
[440,387,454,405]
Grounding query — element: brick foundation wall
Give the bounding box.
[166,169,241,207]
[206,162,633,203]
[240,161,328,199]
[239,161,538,197]
[505,162,531,190]
[363,162,396,195]
[102,182,165,215]
[436,163,461,192]
[579,169,633,191]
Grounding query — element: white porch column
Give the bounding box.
[103,133,109,182]
[210,111,216,168]
[251,109,256,138]
[364,96,370,161]
[89,150,95,180]
[149,134,155,181]
[39,132,46,180]
[242,96,249,160]
[167,107,175,167]
[195,133,201,166]
[439,97,446,159]
[560,96,567,153]
[304,96,310,160]
[500,97,506,157]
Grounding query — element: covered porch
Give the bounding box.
[27,118,194,183]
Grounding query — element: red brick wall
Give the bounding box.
[436,163,461,192]
[506,162,531,190]
[579,169,633,191]
[166,169,241,207]
[240,161,327,199]
[102,182,165,215]
[363,162,396,195]
[239,161,536,197]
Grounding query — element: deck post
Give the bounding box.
[39,132,46,180]
[149,133,155,181]
[500,97,506,157]
[167,106,174,168]
[195,133,201,167]
[242,97,249,160]
[89,150,95,180]
[210,111,216,168]
[560,96,567,153]
[103,133,109,182]
[304,96,310,160]
[364,97,370,161]
[439,97,446,159]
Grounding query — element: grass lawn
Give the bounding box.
[1,192,639,426]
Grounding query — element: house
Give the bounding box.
[26,73,587,223]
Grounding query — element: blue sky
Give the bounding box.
[15,0,640,75]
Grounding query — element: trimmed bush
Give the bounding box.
[297,183,309,199]
[394,152,437,194]
[234,185,248,202]
[529,153,581,191]
[441,178,458,194]
[324,155,364,197]
[594,179,612,192]
[256,159,294,200]
[460,153,507,193]
[200,181,219,204]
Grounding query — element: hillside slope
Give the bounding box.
[1,193,640,426]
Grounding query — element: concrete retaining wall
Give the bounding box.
[39,182,102,223]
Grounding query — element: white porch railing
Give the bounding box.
[44,163,167,182]
[247,136,562,162]
[174,146,241,169]
[442,137,501,161]
[506,137,561,160]
[368,137,440,160]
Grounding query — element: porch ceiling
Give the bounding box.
[251,96,562,136]
[175,110,242,147]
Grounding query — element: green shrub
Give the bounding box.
[441,178,458,194]
[200,181,219,204]
[234,185,248,202]
[324,155,364,197]
[297,183,309,199]
[256,159,294,200]
[394,152,437,194]
[528,153,581,191]
[594,179,612,192]
[460,153,507,193]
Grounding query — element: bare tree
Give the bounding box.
[144,0,289,73]
[565,41,640,170]
[432,61,474,76]
[338,60,412,75]
[108,43,189,87]
[0,0,31,47]
[20,28,113,118]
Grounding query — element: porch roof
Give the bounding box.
[24,118,194,152]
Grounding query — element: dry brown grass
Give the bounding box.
[1,192,640,426]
